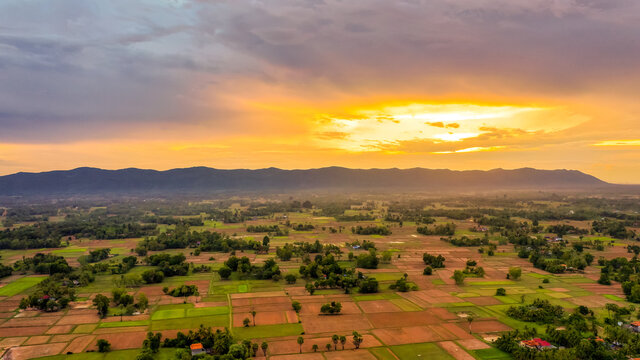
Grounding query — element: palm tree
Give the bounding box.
[467,315,475,334]
[340,335,346,350]
[326,343,332,352]
[297,336,304,353]
[261,342,268,356]
[312,344,319,352]
[332,334,339,350]
[251,310,257,326]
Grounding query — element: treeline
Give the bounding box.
[351,225,391,236]
[136,226,262,254]
[441,235,489,247]
[417,223,455,236]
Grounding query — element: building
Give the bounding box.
[190,343,205,356]
[520,338,554,350]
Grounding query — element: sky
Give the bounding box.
[0,0,639,183]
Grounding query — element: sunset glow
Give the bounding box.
[0,0,639,183]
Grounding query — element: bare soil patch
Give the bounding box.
[301,314,371,334]
[23,336,50,345]
[0,327,48,337]
[470,320,511,333]
[86,331,147,350]
[46,325,75,334]
[324,349,378,360]
[0,316,61,328]
[63,335,96,354]
[0,336,27,347]
[3,342,67,360]
[438,341,475,360]
[357,300,402,313]
[55,314,100,325]
[366,311,440,328]
[467,297,501,306]
[372,325,451,345]
[456,338,491,350]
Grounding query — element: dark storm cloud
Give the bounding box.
[1,0,639,142]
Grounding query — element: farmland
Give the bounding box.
[0,194,639,359]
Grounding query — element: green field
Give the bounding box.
[390,342,455,359]
[0,276,46,296]
[232,323,303,340]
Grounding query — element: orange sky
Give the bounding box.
[0,1,639,183]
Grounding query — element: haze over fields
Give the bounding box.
[1,1,640,182]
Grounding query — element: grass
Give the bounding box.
[369,347,398,360]
[151,314,229,330]
[0,276,46,296]
[352,293,401,301]
[99,319,149,328]
[51,247,87,254]
[152,305,229,320]
[473,347,512,360]
[34,348,176,360]
[73,323,98,333]
[390,342,454,359]
[604,294,625,301]
[232,323,303,340]
[390,298,423,311]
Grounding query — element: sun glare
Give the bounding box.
[315,103,543,152]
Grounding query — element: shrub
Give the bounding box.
[496,288,506,296]
[423,266,433,275]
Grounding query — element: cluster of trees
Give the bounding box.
[84,255,138,275]
[351,225,391,236]
[19,275,77,312]
[291,223,315,231]
[320,301,342,314]
[346,239,376,250]
[0,215,157,249]
[93,290,149,318]
[356,250,379,269]
[136,226,263,254]
[389,274,417,292]
[462,260,485,277]
[275,240,343,261]
[218,256,281,281]
[506,299,566,324]
[442,235,489,247]
[546,224,588,237]
[13,253,72,275]
[592,219,634,239]
[81,248,111,263]
[423,253,446,268]
[598,256,640,303]
[528,245,593,274]
[163,284,199,298]
[163,326,267,359]
[246,224,288,236]
[417,223,456,236]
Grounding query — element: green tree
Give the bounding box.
[93,294,110,318]
[218,265,232,280]
[243,317,251,327]
[292,301,302,313]
[137,293,148,312]
[467,315,475,333]
[352,331,363,349]
[340,335,346,350]
[142,332,161,353]
[97,339,111,352]
[508,267,522,280]
[453,270,465,285]
[261,341,268,356]
[251,310,257,326]
[312,344,319,352]
[332,334,339,350]
[297,336,304,353]
[326,343,332,351]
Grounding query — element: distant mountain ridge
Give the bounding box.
[0,166,610,196]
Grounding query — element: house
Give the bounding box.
[520,338,554,350]
[190,343,205,356]
[626,321,640,333]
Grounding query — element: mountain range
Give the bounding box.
[0,166,613,196]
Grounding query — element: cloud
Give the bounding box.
[426,122,460,129]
